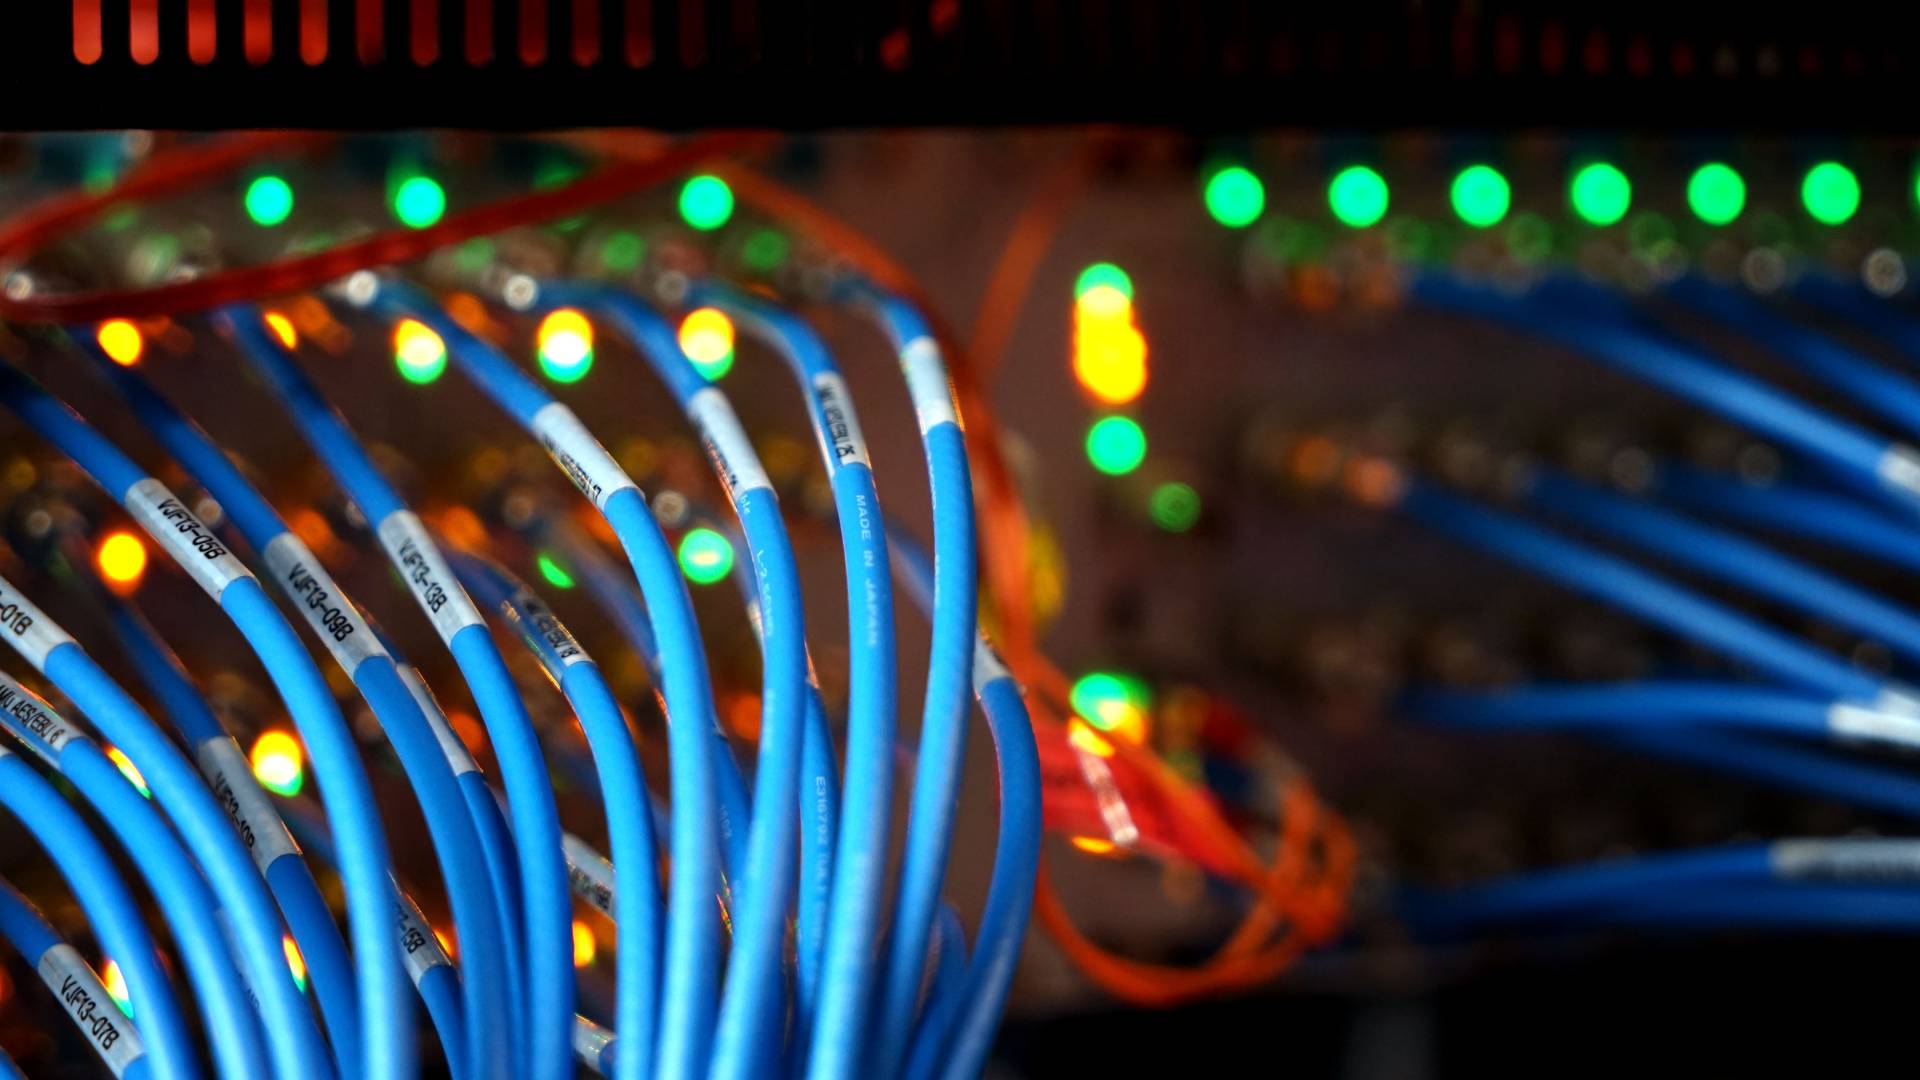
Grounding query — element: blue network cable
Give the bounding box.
[1792,275,1920,362]
[1609,725,1920,820]
[48,524,363,1069]
[447,546,666,1077]
[0,747,189,1080]
[0,671,268,1080]
[218,303,568,1080]
[685,280,910,1080]
[1404,681,1920,753]
[0,360,386,1080]
[1665,275,1920,442]
[1391,477,1888,705]
[80,324,515,1080]
[910,904,969,1065]
[354,280,720,1080]
[1410,274,1920,518]
[532,279,826,1078]
[888,530,1041,1080]
[1648,466,1920,575]
[0,876,156,1080]
[1517,467,1920,668]
[837,284,987,1080]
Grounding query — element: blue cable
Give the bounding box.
[69,544,362,1071]
[219,302,567,1080]
[1611,726,1920,820]
[535,280,824,1078]
[360,280,719,1080]
[1518,467,1920,668]
[0,672,267,1080]
[1393,478,1887,704]
[889,530,1040,1080]
[0,362,374,1080]
[0,750,187,1080]
[1410,274,1920,515]
[82,323,514,1080]
[1405,843,1771,935]
[1649,466,1920,575]
[686,279,910,1080]
[906,904,969,1070]
[1406,681,1854,745]
[1665,275,1920,442]
[0,876,156,1080]
[448,546,666,1079]
[1792,274,1920,365]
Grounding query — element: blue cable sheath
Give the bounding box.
[1666,275,1920,441]
[1405,682,1843,745]
[1405,844,1771,934]
[1395,478,1886,703]
[1410,274,1911,509]
[1519,467,1920,667]
[1649,466,1920,574]
[0,361,369,1080]
[1595,884,1920,932]
[221,303,568,1080]
[98,581,361,1069]
[0,674,268,1080]
[539,281,823,1079]
[1792,275,1920,362]
[0,875,157,1080]
[367,281,719,1080]
[687,280,910,1080]
[1612,727,1920,820]
[905,904,968,1073]
[0,751,187,1080]
[81,328,516,1080]
[888,530,1040,1080]
[449,548,666,1079]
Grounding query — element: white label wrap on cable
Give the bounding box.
[505,588,589,675]
[262,533,387,674]
[971,637,1013,695]
[901,337,959,434]
[394,664,479,777]
[0,571,79,671]
[395,893,453,984]
[1827,702,1920,749]
[0,673,80,766]
[530,402,640,511]
[688,388,772,496]
[39,944,145,1076]
[195,737,302,872]
[563,832,616,919]
[574,1018,616,1071]
[812,372,871,470]
[376,511,484,647]
[1772,839,1920,881]
[123,479,252,600]
[1879,443,1920,500]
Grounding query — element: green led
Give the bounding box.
[1203,166,1265,228]
[1069,671,1152,732]
[1086,416,1147,476]
[536,553,576,590]
[742,228,789,272]
[1328,166,1390,228]
[1074,262,1134,300]
[1149,482,1201,532]
[679,174,735,231]
[1451,165,1511,228]
[600,231,645,272]
[1802,161,1860,226]
[394,327,447,386]
[677,527,735,586]
[1687,163,1746,226]
[392,175,447,229]
[1569,162,1631,226]
[689,348,734,382]
[537,341,593,385]
[244,175,295,227]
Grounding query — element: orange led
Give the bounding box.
[572,919,597,967]
[1070,836,1118,855]
[263,311,297,349]
[97,319,144,366]
[96,530,147,591]
[677,307,734,363]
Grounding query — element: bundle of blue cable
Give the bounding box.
[0,670,267,1080]
[529,278,821,1076]
[354,278,722,1080]
[0,357,405,1080]
[218,302,571,1080]
[80,316,514,1080]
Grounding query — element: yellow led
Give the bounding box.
[105,746,148,798]
[1066,720,1115,759]
[677,307,735,363]
[572,919,597,967]
[95,530,147,591]
[101,959,132,1017]
[1072,322,1148,405]
[1070,836,1118,855]
[283,935,307,991]
[263,311,298,349]
[97,320,144,366]
[250,730,305,797]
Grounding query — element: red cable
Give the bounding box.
[0,130,769,325]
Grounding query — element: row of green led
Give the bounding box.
[1205,160,1880,232]
[241,171,740,232]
